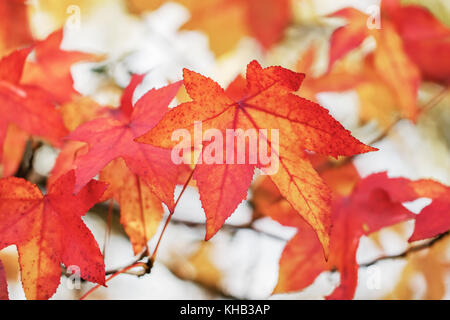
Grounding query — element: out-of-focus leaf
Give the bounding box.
[387,236,450,300]
[169,242,222,291]
[0,0,33,57]
[23,30,101,104]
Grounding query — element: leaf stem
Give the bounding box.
[150,168,195,262]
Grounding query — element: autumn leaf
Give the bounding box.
[0,46,68,176]
[100,158,164,255]
[371,22,421,121]
[261,172,450,299]
[301,43,418,127]
[51,86,168,254]
[328,6,421,122]
[0,170,107,300]
[128,0,291,56]
[137,60,376,255]
[0,0,33,57]
[408,179,450,242]
[0,259,7,300]
[245,0,291,49]
[168,241,222,291]
[22,29,101,104]
[48,96,103,186]
[328,8,370,72]
[60,96,104,132]
[66,75,183,211]
[294,44,366,102]
[327,0,450,117]
[48,141,89,188]
[383,0,450,83]
[53,100,166,254]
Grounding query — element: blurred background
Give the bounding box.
[0,0,449,300]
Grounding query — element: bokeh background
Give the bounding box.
[0,0,449,300]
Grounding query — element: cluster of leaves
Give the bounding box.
[0,0,449,300]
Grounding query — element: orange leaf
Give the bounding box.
[1,124,28,177]
[386,1,450,83]
[138,60,376,255]
[100,158,164,255]
[372,23,421,121]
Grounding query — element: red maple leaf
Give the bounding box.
[0,170,107,300]
[66,75,183,211]
[22,29,101,104]
[0,47,68,175]
[137,60,376,255]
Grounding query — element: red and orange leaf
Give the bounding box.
[295,45,366,103]
[195,140,255,240]
[100,158,164,255]
[0,170,107,300]
[67,75,182,211]
[371,23,421,121]
[409,180,450,242]
[328,6,422,123]
[328,8,370,72]
[52,142,165,254]
[0,0,33,57]
[0,47,68,172]
[48,96,104,186]
[275,226,327,294]
[255,172,450,299]
[22,30,100,104]
[385,1,450,83]
[138,60,376,254]
[0,259,7,300]
[177,0,290,55]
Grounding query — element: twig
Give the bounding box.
[359,231,450,268]
[149,169,196,262]
[420,86,448,114]
[80,262,148,300]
